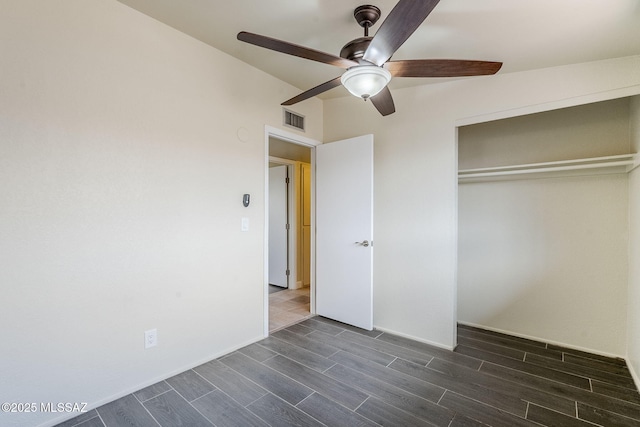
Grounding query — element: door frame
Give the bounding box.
[264,125,320,337]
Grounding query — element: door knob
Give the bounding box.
[355,240,370,247]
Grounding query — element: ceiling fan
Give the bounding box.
[237,0,502,116]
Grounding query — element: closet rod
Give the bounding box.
[459,154,635,174]
[459,159,635,179]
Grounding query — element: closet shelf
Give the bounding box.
[458,153,637,182]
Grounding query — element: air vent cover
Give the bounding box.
[283,109,305,132]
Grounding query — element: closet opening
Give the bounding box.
[456,97,635,357]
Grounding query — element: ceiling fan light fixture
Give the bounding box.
[341,65,392,100]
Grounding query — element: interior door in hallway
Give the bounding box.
[301,163,311,287]
[268,165,288,288]
[316,135,374,330]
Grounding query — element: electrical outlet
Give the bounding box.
[144,329,157,349]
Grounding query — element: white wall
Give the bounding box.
[323,55,640,349]
[629,96,640,381]
[457,100,631,356]
[458,99,632,169]
[458,176,629,355]
[0,1,322,426]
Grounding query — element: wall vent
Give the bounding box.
[283,109,305,132]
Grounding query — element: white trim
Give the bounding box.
[452,127,459,349]
[264,126,320,337]
[455,85,640,127]
[373,326,455,351]
[628,360,640,392]
[630,154,640,172]
[45,334,265,427]
[265,125,320,147]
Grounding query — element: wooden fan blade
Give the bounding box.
[385,59,502,77]
[370,86,395,116]
[238,32,358,69]
[282,77,343,106]
[363,0,441,66]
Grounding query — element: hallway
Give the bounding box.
[269,287,311,332]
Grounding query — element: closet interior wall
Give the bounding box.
[457,98,633,357]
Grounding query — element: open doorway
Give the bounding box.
[265,127,375,334]
[267,134,314,332]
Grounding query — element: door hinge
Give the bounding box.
[286,223,290,230]
[285,177,290,184]
[286,269,290,276]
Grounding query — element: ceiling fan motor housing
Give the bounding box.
[341,5,381,61]
[340,37,373,62]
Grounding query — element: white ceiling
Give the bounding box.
[117,0,640,100]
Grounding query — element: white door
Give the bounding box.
[316,135,373,330]
[269,165,288,287]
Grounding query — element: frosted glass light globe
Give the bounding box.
[341,65,392,99]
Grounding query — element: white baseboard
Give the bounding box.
[42,334,265,427]
[373,325,455,351]
[627,359,640,392]
[457,321,624,360]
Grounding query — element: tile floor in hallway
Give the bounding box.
[268,286,312,332]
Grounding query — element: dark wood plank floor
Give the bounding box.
[58,319,640,427]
